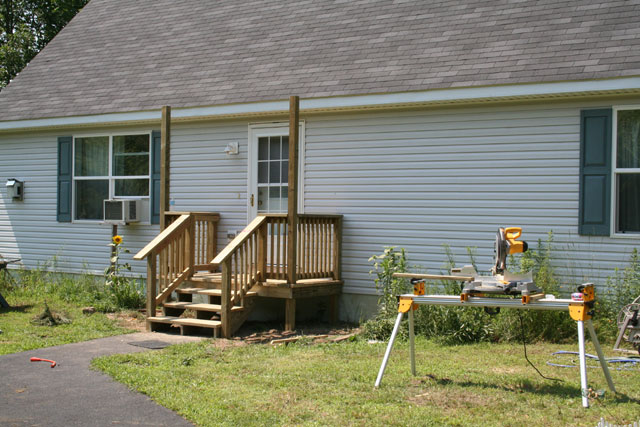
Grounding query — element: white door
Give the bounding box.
[248,123,304,220]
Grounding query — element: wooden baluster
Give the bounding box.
[273,218,282,279]
[282,219,288,281]
[189,217,196,275]
[258,222,267,282]
[221,258,231,337]
[324,220,329,275]
[208,219,216,265]
[233,251,239,300]
[269,221,274,278]
[200,219,205,265]
[314,220,318,277]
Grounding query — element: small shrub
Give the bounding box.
[361,247,410,340]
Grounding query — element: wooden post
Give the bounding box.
[287,96,299,285]
[159,106,171,230]
[285,298,296,331]
[333,217,342,280]
[146,255,157,328]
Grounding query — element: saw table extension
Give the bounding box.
[374,281,616,409]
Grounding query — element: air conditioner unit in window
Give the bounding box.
[103,199,141,224]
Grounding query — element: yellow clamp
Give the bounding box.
[413,280,425,296]
[569,283,595,321]
[398,297,417,313]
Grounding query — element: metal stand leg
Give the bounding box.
[374,312,404,388]
[409,308,416,376]
[586,319,616,393]
[577,320,590,408]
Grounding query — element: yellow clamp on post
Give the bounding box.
[569,283,595,321]
[413,280,425,296]
[398,297,417,313]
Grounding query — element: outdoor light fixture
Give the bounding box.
[224,142,239,155]
[5,178,24,201]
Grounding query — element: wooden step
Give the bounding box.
[162,301,244,312]
[172,318,222,328]
[176,287,258,297]
[147,315,221,338]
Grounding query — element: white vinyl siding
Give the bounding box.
[0,128,158,276]
[1,100,640,299]
[303,103,640,295]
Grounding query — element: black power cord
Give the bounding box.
[517,311,563,382]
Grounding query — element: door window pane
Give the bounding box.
[75,137,108,176]
[113,135,149,176]
[282,136,289,159]
[258,137,269,161]
[257,186,267,213]
[75,180,109,220]
[258,161,268,183]
[269,186,281,211]
[269,136,281,160]
[617,110,640,168]
[269,160,281,183]
[115,179,149,197]
[281,161,289,184]
[617,174,640,233]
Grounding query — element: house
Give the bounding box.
[1,0,639,334]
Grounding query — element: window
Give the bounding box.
[73,133,150,220]
[614,109,640,234]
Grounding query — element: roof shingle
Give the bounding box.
[1,0,639,121]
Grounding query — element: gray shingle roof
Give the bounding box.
[1,0,639,121]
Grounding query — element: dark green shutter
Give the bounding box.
[579,109,612,236]
[150,130,161,224]
[57,136,73,222]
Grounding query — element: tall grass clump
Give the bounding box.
[2,236,145,312]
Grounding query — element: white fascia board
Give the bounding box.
[1,77,639,132]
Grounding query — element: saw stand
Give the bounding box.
[374,279,616,409]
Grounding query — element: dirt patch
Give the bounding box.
[231,321,360,345]
[106,311,360,345]
[106,311,147,332]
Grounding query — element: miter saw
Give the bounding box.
[452,227,543,302]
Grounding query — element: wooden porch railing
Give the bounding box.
[261,214,343,280]
[211,213,342,336]
[134,212,219,317]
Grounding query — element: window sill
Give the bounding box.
[610,232,640,239]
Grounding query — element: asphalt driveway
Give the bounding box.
[0,332,204,426]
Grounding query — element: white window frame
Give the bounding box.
[247,122,305,222]
[611,106,640,237]
[72,131,152,223]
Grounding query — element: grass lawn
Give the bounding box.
[93,337,640,426]
[0,294,132,355]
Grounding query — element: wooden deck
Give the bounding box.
[135,213,343,337]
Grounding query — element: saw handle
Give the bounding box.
[504,227,521,240]
[504,227,528,254]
